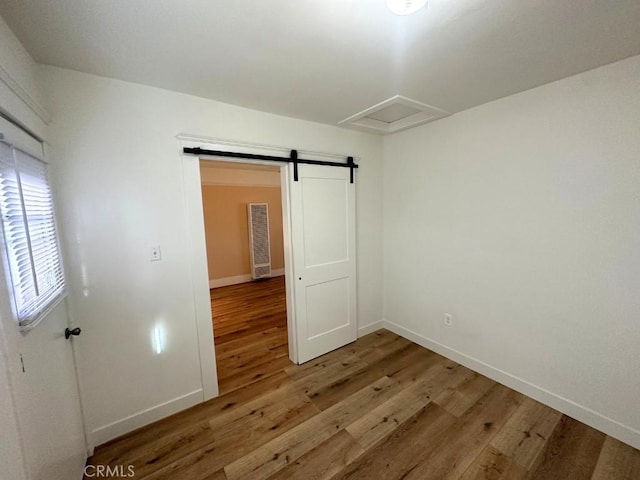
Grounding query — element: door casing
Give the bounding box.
[180,135,358,401]
[182,136,314,399]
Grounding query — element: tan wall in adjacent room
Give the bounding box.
[201,184,284,281]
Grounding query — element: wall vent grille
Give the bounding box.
[248,203,272,279]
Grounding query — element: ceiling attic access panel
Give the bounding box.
[339,95,450,134]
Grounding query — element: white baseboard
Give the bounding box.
[358,320,384,337]
[382,318,640,450]
[209,274,252,289]
[209,268,285,289]
[89,389,203,449]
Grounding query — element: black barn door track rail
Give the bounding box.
[183,147,358,183]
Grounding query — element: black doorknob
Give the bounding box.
[65,327,82,339]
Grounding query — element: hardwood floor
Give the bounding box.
[87,329,640,480]
[211,277,290,394]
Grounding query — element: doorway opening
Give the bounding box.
[199,160,292,394]
[183,138,357,401]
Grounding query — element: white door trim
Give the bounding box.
[179,135,305,401]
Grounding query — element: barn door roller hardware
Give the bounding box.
[182,147,358,183]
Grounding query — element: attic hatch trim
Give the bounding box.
[339,95,450,134]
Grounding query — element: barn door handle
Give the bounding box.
[65,327,82,339]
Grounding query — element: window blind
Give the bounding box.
[0,141,65,328]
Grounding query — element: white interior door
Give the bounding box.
[290,163,356,363]
[4,303,88,480]
[0,117,86,480]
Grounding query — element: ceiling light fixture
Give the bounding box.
[386,0,428,15]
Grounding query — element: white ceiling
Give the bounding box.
[2,0,640,130]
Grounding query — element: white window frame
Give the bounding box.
[0,116,66,330]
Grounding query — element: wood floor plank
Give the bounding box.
[108,421,216,479]
[202,470,228,480]
[214,314,284,340]
[216,332,287,365]
[211,277,291,394]
[591,435,640,480]
[216,327,286,357]
[303,360,391,412]
[307,342,438,411]
[345,329,397,357]
[401,383,524,480]
[265,430,364,480]
[217,345,290,384]
[142,391,319,480]
[334,403,458,480]
[378,343,440,383]
[209,384,318,436]
[433,371,496,417]
[283,329,397,384]
[458,445,528,480]
[284,347,354,382]
[200,370,294,420]
[140,444,232,480]
[489,397,562,470]
[218,355,293,394]
[224,376,399,480]
[292,354,368,397]
[345,361,469,450]
[217,349,289,381]
[383,348,447,388]
[354,334,413,365]
[345,384,430,451]
[526,415,606,480]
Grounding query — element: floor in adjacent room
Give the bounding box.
[211,276,290,395]
[87,329,640,480]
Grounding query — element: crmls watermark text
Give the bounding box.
[84,465,135,478]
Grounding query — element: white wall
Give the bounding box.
[0,16,48,135]
[0,16,45,134]
[42,66,384,446]
[383,54,640,448]
[200,163,281,187]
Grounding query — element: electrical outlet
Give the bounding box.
[444,313,453,327]
[150,245,162,261]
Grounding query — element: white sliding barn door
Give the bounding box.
[290,164,356,363]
